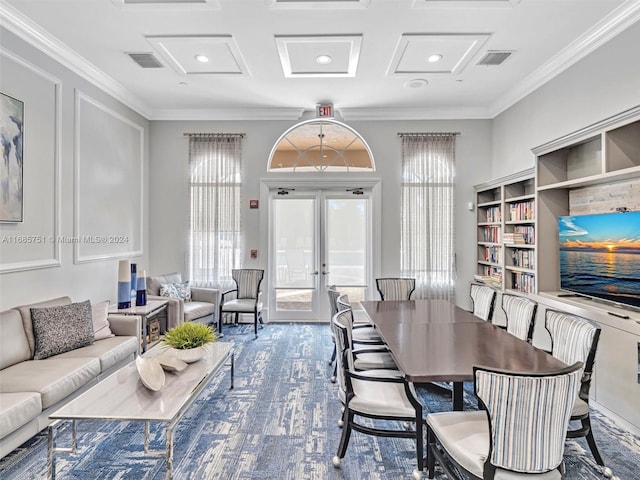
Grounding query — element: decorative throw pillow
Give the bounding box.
[160,282,192,302]
[92,300,114,341]
[31,300,94,360]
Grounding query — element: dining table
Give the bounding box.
[359,299,567,410]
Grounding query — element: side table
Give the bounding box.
[108,299,168,352]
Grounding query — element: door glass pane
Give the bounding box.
[275,289,313,311]
[326,198,367,288]
[274,197,315,289]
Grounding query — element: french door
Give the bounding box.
[269,188,371,321]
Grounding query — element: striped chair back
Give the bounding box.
[232,269,264,299]
[470,284,496,321]
[376,278,416,301]
[336,293,351,313]
[501,294,537,342]
[474,362,583,476]
[332,310,353,391]
[545,309,600,369]
[327,286,340,317]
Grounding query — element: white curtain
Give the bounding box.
[400,134,457,301]
[188,134,243,289]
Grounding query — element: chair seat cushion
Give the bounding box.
[571,396,589,417]
[221,299,258,313]
[427,411,561,480]
[349,370,415,418]
[352,327,381,343]
[184,302,216,322]
[354,351,397,370]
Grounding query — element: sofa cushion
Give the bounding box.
[0,357,100,409]
[16,296,72,357]
[55,336,138,372]
[31,300,94,360]
[184,301,216,323]
[160,281,192,302]
[92,301,114,341]
[0,392,42,437]
[147,273,182,296]
[0,309,31,369]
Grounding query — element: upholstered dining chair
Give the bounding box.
[500,293,537,343]
[469,284,497,322]
[332,311,424,479]
[218,269,264,339]
[545,309,604,467]
[375,277,416,301]
[427,361,583,480]
[336,293,382,344]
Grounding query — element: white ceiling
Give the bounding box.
[2,0,639,120]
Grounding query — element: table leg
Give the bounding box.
[230,352,234,389]
[165,419,178,480]
[142,315,148,352]
[452,382,464,411]
[47,423,56,480]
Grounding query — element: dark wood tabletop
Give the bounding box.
[360,300,567,409]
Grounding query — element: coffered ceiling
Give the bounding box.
[1,0,639,120]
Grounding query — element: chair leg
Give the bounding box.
[427,425,436,479]
[582,417,605,466]
[234,312,239,325]
[254,313,258,339]
[217,309,224,338]
[329,343,336,365]
[416,415,424,473]
[335,410,354,460]
[330,361,337,383]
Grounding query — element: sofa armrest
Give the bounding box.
[107,314,141,339]
[148,295,184,330]
[191,287,219,306]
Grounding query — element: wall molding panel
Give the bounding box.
[0,48,62,273]
[74,90,144,263]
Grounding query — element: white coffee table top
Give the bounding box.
[50,342,232,423]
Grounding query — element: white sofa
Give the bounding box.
[0,296,140,459]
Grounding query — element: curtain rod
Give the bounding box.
[397,132,460,137]
[183,132,245,137]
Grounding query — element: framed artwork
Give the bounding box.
[1,92,24,222]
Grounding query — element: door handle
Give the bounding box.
[322,271,330,275]
[310,271,319,275]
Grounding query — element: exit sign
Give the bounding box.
[316,104,334,118]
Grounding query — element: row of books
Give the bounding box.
[480,225,500,243]
[511,272,535,293]
[510,249,535,268]
[503,226,535,245]
[508,201,535,221]
[481,246,501,263]
[484,206,501,223]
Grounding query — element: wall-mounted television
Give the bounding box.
[558,211,640,310]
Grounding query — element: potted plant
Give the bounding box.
[162,322,217,363]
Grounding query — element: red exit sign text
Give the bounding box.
[316,104,334,118]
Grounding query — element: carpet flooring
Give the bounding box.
[1,323,639,479]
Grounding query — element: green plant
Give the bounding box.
[162,322,217,350]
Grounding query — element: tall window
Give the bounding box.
[400,134,456,301]
[188,134,243,288]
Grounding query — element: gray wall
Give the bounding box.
[0,29,149,310]
[149,118,492,310]
[491,21,640,178]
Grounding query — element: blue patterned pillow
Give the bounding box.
[31,300,94,360]
[160,282,191,302]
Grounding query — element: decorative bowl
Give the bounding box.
[155,353,188,372]
[136,356,165,391]
[163,345,208,363]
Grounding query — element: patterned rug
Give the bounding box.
[1,323,638,479]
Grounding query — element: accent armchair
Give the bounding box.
[219,269,264,338]
[146,272,219,331]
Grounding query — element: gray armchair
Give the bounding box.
[146,272,219,332]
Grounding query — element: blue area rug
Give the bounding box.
[1,323,638,479]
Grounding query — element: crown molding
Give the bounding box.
[149,108,305,121]
[339,106,491,121]
[489,0,640,118]
[0,1,153,119]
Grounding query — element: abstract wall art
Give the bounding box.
[0,92,24,222]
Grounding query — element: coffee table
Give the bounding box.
[47,342,234,480]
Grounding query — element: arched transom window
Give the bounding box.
[268,119,375,172]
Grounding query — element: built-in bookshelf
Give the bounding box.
[474,169,535,293]
[533,106,640,293]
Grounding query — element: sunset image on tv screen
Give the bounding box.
[559,212,640,308]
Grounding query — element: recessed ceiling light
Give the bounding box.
[195,54,209,63]
[404,79,428,89]
[316,55,332,65]
[427,54,443,63]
